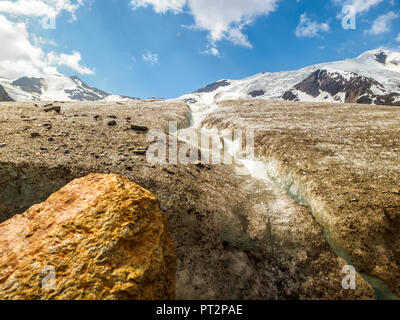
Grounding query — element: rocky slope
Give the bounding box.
[282,69,400,106]
[0,74,138,102]
[0,173,176,300]
[0,100,376,299]
[0,84,13,102]
[180,49,400,106]
[202,100,400,299]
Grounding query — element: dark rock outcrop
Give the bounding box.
[282,69,400,106]
[195,80,231,93]
[282,90,299,102]
[182,98,198,104]
[249,90,265,97]
[0,85,14,101]
[0,85,14,102]
[375,52,387,64]
[12,77,45,95]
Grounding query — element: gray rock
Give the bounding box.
[44,106,61,113]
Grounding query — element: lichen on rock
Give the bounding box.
[0,173,177,300]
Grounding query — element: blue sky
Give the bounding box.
[0,0,399,98]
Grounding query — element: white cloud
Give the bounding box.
[47,51,94,74]
[0,0,85,19]
[365,11,398,35]
[33,36,58,47]
[295,13,330,38]
[205,46,220,57]
[142,51,159,65]
[0,14,93,79]
[130,0,279,54]
[333,0,384,14]
[130,0,186,14]
[0,14,45,78]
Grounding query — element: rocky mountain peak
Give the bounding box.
[194,80,231,93]
[12,77,45,95]
[281,68,400,105]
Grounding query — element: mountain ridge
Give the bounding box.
[179,49,400,106]
[0,74,139,102]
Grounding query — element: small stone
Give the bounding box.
[107,120,117,127]
[44,106,61,113]
[130,124,149,133]
[30,132,40,138]
[194,161,210,169]
[0,143,6,148]
[132,148,148,155]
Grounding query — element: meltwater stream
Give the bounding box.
[176,102,397,300]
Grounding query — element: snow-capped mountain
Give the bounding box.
[0,74,138,102]
[179,49,400,106]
